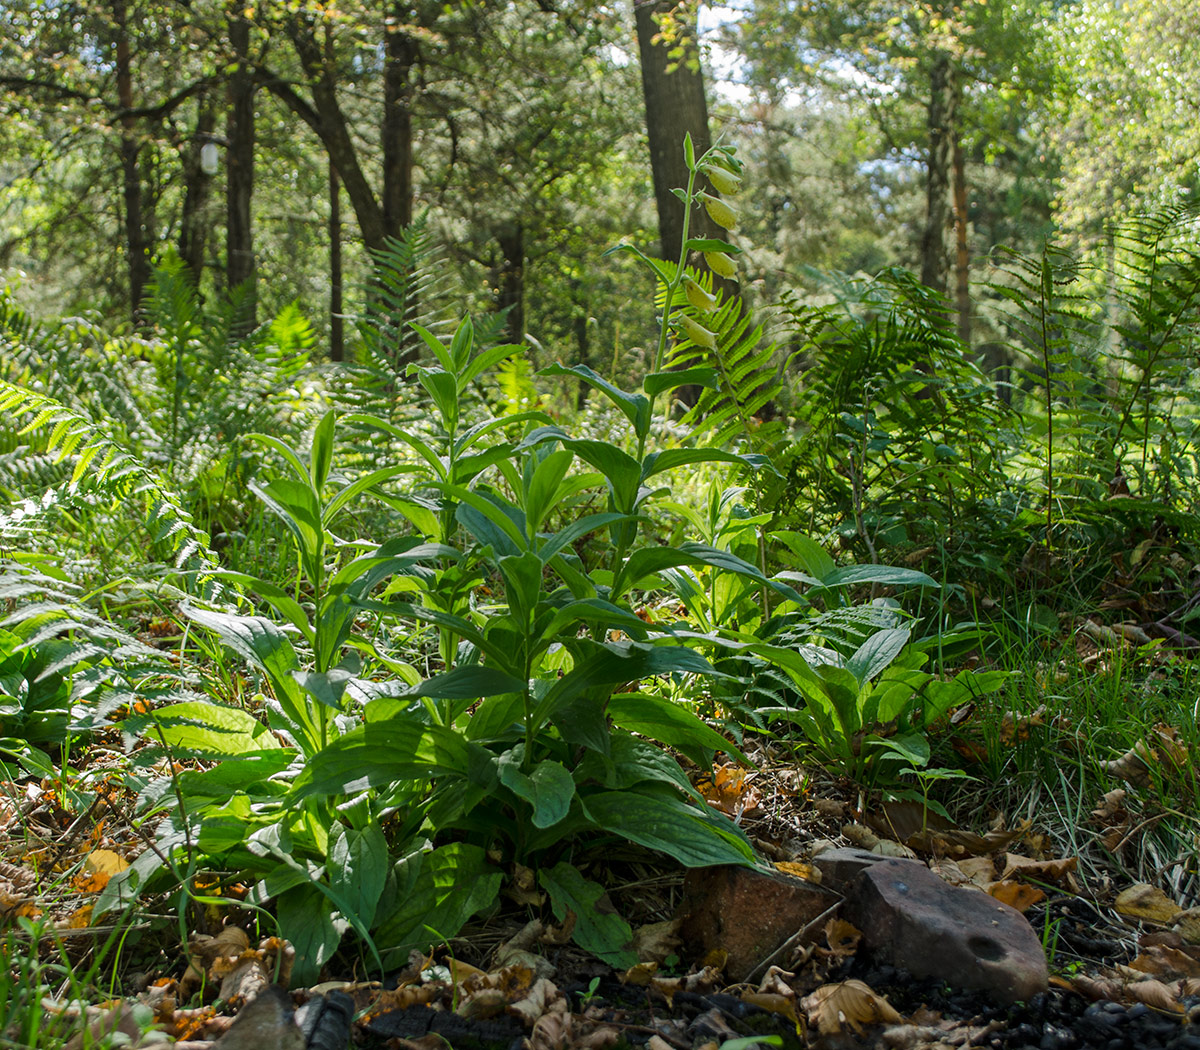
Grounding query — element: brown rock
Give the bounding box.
[812,847,885,889]
[679,864,840,981]
[843,859,1048,1005]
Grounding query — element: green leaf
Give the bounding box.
[643,367,720,399]
[583,786,756,867]
[310,410,337,493]
[499,754,576,829]
[820,565,937,589]
[538,862,636,968]
[607,693,745,767]
[328,819,389,930]
[683,237,742,254]
[293,668,354,711]
[292,717,493,797]
[642,448,766,481]
[845,628,911,687]
[131,700,280,757]
[276,884,347,986]
[374,844,502,968]
[404,664,528,700]
[536,366,651,441]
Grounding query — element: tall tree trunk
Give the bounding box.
[952,109,970,348]
[227,9,256,326]
[919,52,956,297]
[179,93,215,288]
[382,8,416,240]
[114,0,150,321]
[495,222,525,345]
[329,160,344,362]
[634,0,722,265]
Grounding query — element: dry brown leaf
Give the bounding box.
[1129,946,1200,979]
[842,823,881,850]
[457,988,508,1020]
[757,965,796,997]
[1127,979,1185,1014]
[1174,908,1200,945]
[632,917,682,964]
[1091,788,1128,821]
[62,904,94,929]
[508,977,561,1027]
[987,881,1046,913]
[696,763,762,818]
[1000,853,1078,884]
[1070,974,1123,1002]
[824,918,861,959]
[504,864,544,907]
[619,962,657,987]
[801,979,904,1034]
[1115,883,1183,924]
[956,856,998,887]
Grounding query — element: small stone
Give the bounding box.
[843,858,1049,1005]
[679,864,840,982]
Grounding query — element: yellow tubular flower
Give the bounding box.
[700,192,738,231]
[683,276,718,313]
[678,314,718,348]
[703,164,742,195]
[704,251,737,279]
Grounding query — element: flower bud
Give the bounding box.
[704,251,737,279]
[702,163,741,195]
[677,313,718,348]
[700,192,738,231]
[683,276,718,313]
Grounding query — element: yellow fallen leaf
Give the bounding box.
[1116,883,1183,924]
[64,904,94,929]
[84,849,130,877]
[774,860,821,883]
[741,991,801,1033]
[987,880,1046,913]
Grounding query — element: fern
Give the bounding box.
[0,379,219,588]
[662,266,786,451]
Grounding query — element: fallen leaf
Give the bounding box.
[1127,979,1185,1014]
[1000,854,1078,883]
[1116,883,1183,924]
[987,881,1045,913]
[824,918,861,959]
[956,856,997,887]
[696,763,762,818]
[1129,946,1200,979]
[1174,908,1200,945]
[632,917,682,964]
[741,991,801,1032]
[801,979,903,1034]
[774,860,821,883]
[62,904,94,929]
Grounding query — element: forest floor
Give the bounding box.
[4,685,1200,1050]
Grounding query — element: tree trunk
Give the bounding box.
[179,93,215,288]
[495,222,525,345]
[382,8,416,239]
[919,52,956,297]
[634,0,722,265]
[114,0,150,321]
[952,106,970,348]
[226,9,256,326]
[329,160,344,362]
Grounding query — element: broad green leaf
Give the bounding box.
[133,700,280,756]
[291,717,491,797]
[499,753,576,829]
[583,787,756,867]
[538,862,636,968]
[772,531,835,579]
[845,628,911,687]
[643,367,720,399]
[641,448,766,481]
[525,448,575,535]
[683,237,741,254]
[574,731,700,798]
[276,884,348,986]
[404,664,527,700]
[293,668,354,711]
[499,551,544,627]
[374,843,502,968]
[328,820,389,930]
[536,365,652,440]
[821,565,937,589]
[245,432,309,486]
[608,693,746,767]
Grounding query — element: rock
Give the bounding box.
[843,858,1048,1005]
[679,864,840,982]
[214,987,305,1050]
[812,847,885,889]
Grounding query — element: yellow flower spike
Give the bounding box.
[678,313,718,348]
[700,192,738,231]
[704,251,738,279]
[683,276,718,313]
[702,164,742,195]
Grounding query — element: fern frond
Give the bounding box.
[0,379,219,589]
